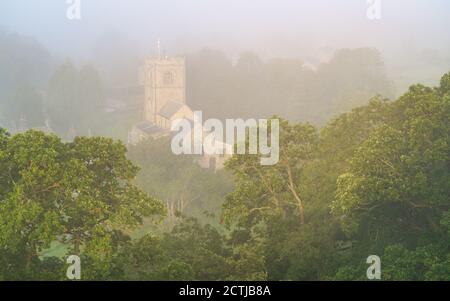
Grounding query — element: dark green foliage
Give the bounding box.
[0,130,165,280]
[223,71,449,280]
[0,69,448,281]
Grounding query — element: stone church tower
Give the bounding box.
[139,56,186,123]
[131,53,230,172]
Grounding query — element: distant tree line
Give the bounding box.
[0,29,395,138]
[186,48,394,123]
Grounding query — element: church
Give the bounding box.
[129,54,231,170]
[129,55,191,142]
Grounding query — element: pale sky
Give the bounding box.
[1,0,449,60]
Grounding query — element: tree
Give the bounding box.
[2,82,45,128]
[223,118,318,226]
[46,61,105,136]
[59,136,165,278]
[222,118,333,280]
[118,218,235,280]
[0,131,65,279]
[0,130,165,280]
[334,81,449,243]
[0,30,54,100]
[128,136,233,225]
[332,72,450,279]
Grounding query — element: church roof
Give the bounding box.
[135,121,168,135]
[158,100,185,119]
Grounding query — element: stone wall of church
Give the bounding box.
[142,57,186,123]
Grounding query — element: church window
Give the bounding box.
[163,71,174,85]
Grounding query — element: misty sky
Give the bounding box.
[1,0,450,61]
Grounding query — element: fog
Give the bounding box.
[1,0,450,134]
[1,1,450,282]
[1,0,450,59]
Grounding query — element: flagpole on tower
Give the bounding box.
[157,38,161,59]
